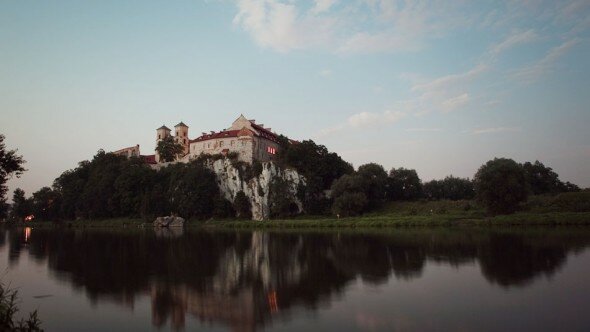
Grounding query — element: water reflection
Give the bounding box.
[2,227,590,331]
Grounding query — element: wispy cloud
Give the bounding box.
[470,127,522,135]
[405,128,442,132]
[232,0,481,54]
[512,39,580,83]
[441,93,470,113]
[318,110,406,137]
[489,29,539,57]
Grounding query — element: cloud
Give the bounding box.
[318,110,406,137]
[311,0,337,14]
[231,0,482,54]
[512,39,580,83]
[489,29,539,56]
[232,0,336,52]
[319,69,332,77]
[470,127,521,135]
[441,93,470,113]
[412,64,487,93]
[405,128,442,132]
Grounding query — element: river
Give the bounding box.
[1,226,590,331]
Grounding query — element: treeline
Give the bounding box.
[6,136,584,222]
[328,158,581,216]
[10,150,240,222]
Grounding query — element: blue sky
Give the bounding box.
[1,0,589,195]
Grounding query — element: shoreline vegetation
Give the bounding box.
[8,196,590,229]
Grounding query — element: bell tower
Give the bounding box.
[174,122,190,155]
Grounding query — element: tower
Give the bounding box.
[174,122,189,155]
[155,125,171,163]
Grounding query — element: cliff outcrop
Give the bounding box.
[205,159,305,220]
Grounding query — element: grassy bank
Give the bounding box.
[6,194,590,229]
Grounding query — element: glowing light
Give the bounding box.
[266,147,276,155]
[24,227,31,243]
[24,215,35,222]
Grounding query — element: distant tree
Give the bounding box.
[474,158,528,215]
[156,136,185,162]
[0,134,26,219]
[269,178,298,218]
[387,167,422,201]
[213,197,235,219]
[330,174,370,216]
[167,162,219,219]
[233,191,252,219]
[10,188,32,221]
[332,192,368,217]
[522,161,561,195]
[423,176,475,200]
[357,163,388,208]
[31,187,62,221]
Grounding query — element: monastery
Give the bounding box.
[114,115,284,165]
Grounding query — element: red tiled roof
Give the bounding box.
[190,130,241,143]
[141,155,157,164]
[250,122,278,142]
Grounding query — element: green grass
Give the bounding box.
[6,193,590,229]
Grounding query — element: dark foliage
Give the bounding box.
[474,158,528,215]
[275,138,353,214]
[0,283,43,331]
[423,176,475,201]
[387,167,423,201]
[233,191,252,219]
[522,160,580,194]
[155,136,185,162]
[0,134,26,219]
[26,150,226,221]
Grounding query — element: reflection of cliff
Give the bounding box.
[2,227,590,331]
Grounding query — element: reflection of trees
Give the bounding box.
[2,227,590,331]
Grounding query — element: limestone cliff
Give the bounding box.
[205,159,305,220]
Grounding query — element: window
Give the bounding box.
[158,134,161,139]
[220,141,224,147]
[267,146,276,155]
[231,140,234,146]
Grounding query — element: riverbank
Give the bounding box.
[6,197,590,229]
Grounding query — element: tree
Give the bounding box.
[423,176,475,200]
[357,163,388,208]
[0,134,26,219]
[10,188,32,221]
[387,168,422,201]
[522,160,580,194]
[332,192,368,217]
[269,178,298,218]
[233,191,252,219]
[156,136,185,162]
[474,158,528,215]
[31,187,62,221]
[330,174,370,216]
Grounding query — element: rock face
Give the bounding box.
[154,216,185,227]
[206,159,305,221]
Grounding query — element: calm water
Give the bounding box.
[2,227,590,331]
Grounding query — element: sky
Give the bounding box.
[1,0,589,196]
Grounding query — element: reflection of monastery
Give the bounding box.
[114,115,284,165]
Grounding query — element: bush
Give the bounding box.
[474,158,528,215]
[332,192,368,217]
